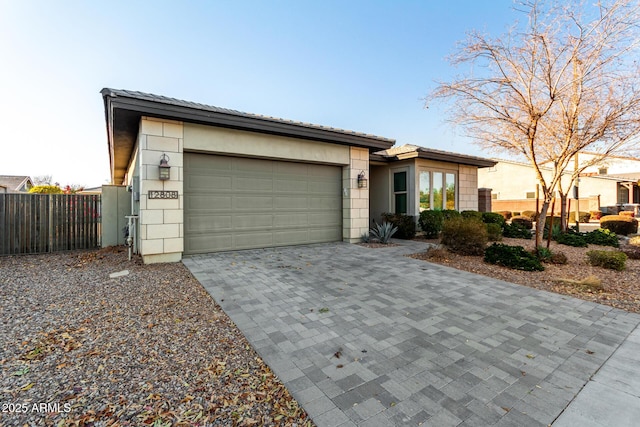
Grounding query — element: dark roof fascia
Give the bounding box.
[416,150,496,168]
[102,90,395,151]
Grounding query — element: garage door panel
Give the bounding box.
[186,195,232,210]
[187,175,233,191]
[185,153,342,254]
[235,196,273,210]
[236,176,273,191]
[274,213,308,227]
[187,215,233,232]
[274,179,308,192]
[233,214,274,228]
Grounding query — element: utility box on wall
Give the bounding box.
[101,185,132,247]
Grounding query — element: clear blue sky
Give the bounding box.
[0,0,517,187]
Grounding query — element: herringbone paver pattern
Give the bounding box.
[184,241,640,427]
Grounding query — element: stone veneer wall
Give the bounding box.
[458,165,479,211]
[343,147,370,242]
[138,117,184,264]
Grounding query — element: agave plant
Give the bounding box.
[361,232,371,243]
[369,221,398,244]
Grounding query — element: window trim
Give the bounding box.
[418,168,458,211]
[391,168,409,214]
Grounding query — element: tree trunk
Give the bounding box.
[536,199,552,248]
[559,194,568,232]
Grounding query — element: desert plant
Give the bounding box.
[361,232,370,243]
[369,221,398,244]
[521,210,538,221]
[584,229,619,248]
[550,251,568,265]
[484,243,544,271]
[485,223,503,241]
[496,211,512,221]
[569,211,592,223]
[535,246,553,262]
[381,213,416,239]
[621,245,640,260]
[600,215,638,236]
[556,275,603,290]
[511,216,533,230]
[425,246,450,261]
[503,222,532,239]
[590,211,603,221]
[461,210,483,222]
[555,232,588,247]
[586,250,627,271]
[483,212,507,226]
[440,217,488,255]
[418,210,444,238]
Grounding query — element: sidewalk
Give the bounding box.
[553,323,640,426]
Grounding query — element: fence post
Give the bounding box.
[48,194,53,253]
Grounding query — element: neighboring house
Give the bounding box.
[0,175,33,193]
[369,145,496,223]
[102,88,494,263]
[478,158,640,214]
[0,185,6,193]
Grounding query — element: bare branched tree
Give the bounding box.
[429,0,640,247]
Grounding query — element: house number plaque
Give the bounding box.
[148,190,178,199]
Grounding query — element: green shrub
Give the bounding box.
[521,210,538,221]
[511,216,533,230]
[28,185,63,194]
[483,212,507,226]
[442,210,462,221]
[555,232,588,247]
[585,229,619,248]
[586,250,627,271]
[600,215,638,236]
[381,213,416,239]
[361,232,370,243]
[418,210,444,238]
[535,246,553,262]
[496,211,512,221]
[503,222,532,239]
[590,211,603,220]
[484,243,544,271]
[369,221,398,244]
[486,223,503,241]
[461,210,483,222]
[441,217,488,255]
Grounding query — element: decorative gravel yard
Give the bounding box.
[0,247,313,427]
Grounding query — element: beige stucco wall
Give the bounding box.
[184,123,350,165]
[479,160,620,207]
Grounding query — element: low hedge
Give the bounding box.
[381,213,416,239]
[441,217,488,255]
[461,210,483,222]
[418,210,444,238]
[586,250,627,271]
[600,215,638,236]
[511,216,533,230]
[521,210,538,221]
[486,223,503,241]
[503,222,532,239]
[484,243,544,271]
[483,212,506,226]
[590,211,603,220]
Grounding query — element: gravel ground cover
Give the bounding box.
[409,237,640,313]
[0,247,313,427]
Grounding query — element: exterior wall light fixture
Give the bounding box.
[357,170,367,188]
[159,153,171,181]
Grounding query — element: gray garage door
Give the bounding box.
[184,153,342,254]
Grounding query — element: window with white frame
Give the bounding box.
[419,170,457,211]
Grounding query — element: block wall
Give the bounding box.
[343,147,370,242]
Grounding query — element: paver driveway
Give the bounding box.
[184,241,640,427]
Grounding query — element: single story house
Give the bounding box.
[102,89,495,263]
[0,175,33,193]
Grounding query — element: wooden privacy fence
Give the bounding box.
[0,194,101,255]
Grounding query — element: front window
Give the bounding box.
[419,170,457,210]
[393,171,407,214]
